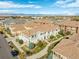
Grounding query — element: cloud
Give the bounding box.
[0,10,16,13]
[28,1,35,3]
[66,0,79,8]
[39,11,52,14]
[0,1,42,8]
[62,10,76,15]
[54,0,79,8]
[50,0,79,15]
[38,10,76,15]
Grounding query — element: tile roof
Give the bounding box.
[53,33,79,59]
[57,20,79,27]
[9,20,58,36]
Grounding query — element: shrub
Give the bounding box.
[50,35,54,39]
[58,30,65,36]
[16,38,19,42]
[26,50,32,56]
[56,34,61,38]
[65,31,71,35]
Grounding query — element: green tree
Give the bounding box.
[37,40,43,47]
[19,40,23,44]
[6,28,12,35]
[47,53,52,59]
[29,42,35,49]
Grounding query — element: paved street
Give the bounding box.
[0,34,13,59]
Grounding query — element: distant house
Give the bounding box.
[57,20,79,33]
[52,33,79,59]
[8,20,60,45]
[3,18,27,25]
[32,16,43,20]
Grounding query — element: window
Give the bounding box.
[32,35,34,38]
[44,32,46,34]
[34,35,36,37]
[44,36,46,39]
[48,31,50,34]
[40,33,44,35]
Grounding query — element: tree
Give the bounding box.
[29,42,35,49]
[47,53,52,59]
[37,40,43,47]
[19,40,23,44]
[6,28,12,35]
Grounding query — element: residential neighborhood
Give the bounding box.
[0,0,79,59]
[0,16,79,59]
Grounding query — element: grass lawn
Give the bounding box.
[56,34,62,39]
[21,45,29,52]
[32,41,47,54]
[48,34,62,42]
[21,41,47,56]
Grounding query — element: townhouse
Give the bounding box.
[57,20,79,33]
[8,20,60,45]
[52,19,79,59]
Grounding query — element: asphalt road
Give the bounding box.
[0,34,13,59]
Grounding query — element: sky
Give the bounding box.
[0,0,79,15]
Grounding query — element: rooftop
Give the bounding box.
[57,20,79,28]
[9,20,58,36]
[3,18,27,25]
[53,33,79,59]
